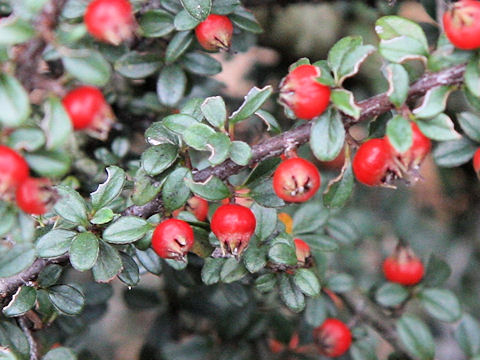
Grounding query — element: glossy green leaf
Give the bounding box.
[0,321,29,358]
[455,314,480,358]
[118,252,140,287]
[0,204,15,237]
[0,74,30,127]
[185,174,230,201]
[293,203,329,235]
[433,138,477,168]
[43,96,73,150]
[244,157,280,186]
[0,244,35,278]
[139,10,174,37]
[300,234,338,252]
[250,179,285,208]
[229,86,273,124]
[255,273,276,293]
[25,150,71,178]
[174,10,200,30]
[305,296,327,327]
[397,315,435,360]
[145,121,179,146]
[255,109,281,133]
[63,50,111,86]
[386,115,412,153]
[180,0,211,20]
[326,216,360,245]
[457,112,480,143]
[103,216,150,244]
[326,273,354,293]
[220,258,248,283]
[141,144,178,176]
[162,113,198,134]
[36,229,76,258]
[69,232,99,271]
[465,57,480,98]
[91,166,126,211]
[385,63,409,107]
[418,288,462,323]
[7,128,45,152]
[181,51,222,76]
[212,0,240,14]
[3,286,36,317]
[230,7,262,33]
[310,108,345,161]
[416,114,460,141]
[37,264,63,288]
[323,162,354,209]
[162,167,191,211]
[294,269,320,296]
[43,347,77,360]
[268,242,297,266]
[157,64,187,107]
[115,51,162,79]
[54,185,88,226]
[92,241,122,283]
[201,96,227,128]
[201,257,225,285]
[423,255,451,287]
[279,275,305,313]
[375,283,409,307]
[230,141,252,166]
[165,30,193,64]
[48,284,84,316]
[206,132,231,165]
[0,17,34,44]
[413,85,453,119]
[131,168,162,206]
[252,204,276,241]
[331,89,361,119]
[243,237,267,273]
[136,248,162,275]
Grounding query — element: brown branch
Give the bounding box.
[18,316,39,360]
[123,63,467,219]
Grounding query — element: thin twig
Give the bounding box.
[18,316,39,360]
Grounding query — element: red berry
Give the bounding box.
[84,0,135,45]
[383,245,424,286]
[273,157,321,202]
[473,148,480,176]
[388,122,431,170]
[195,14,233,51]
[443,0,480,50]
[0,145,29,200]
[352,138,397,186]
[313,318,352,358]
[173,196,209,222]
[210,204,256,257]
[279,64,331,120]
[16,178,56,215]
[294,238,310,264]
[152,219,195,261]
[62,86,114,139]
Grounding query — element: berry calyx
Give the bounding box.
[294,238,311,265]
[84,0,136,45]
[352,138,398,187]
[152,219,195,261]
[443,0,480,50]
[279,64,331,120]
[195,14,233,51]
[62,86,115,140]
[273,157,321,202]
[0,145,29,200]
[313,318,352,358]
[16,178,56,215]
[473,148,480,176]
[173,196,209,222]
[210,203,256,257]
[383,245,424,286]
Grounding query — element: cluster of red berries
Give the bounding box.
[443,0,480,50]
[0,146,55,215]
[352,122,431,186]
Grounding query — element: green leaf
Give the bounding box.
[212,0,240,14]
[375,283,409,307]
[62,50,111,87]
[255,273,276,293]
[252,204,277,241]
[0,17,34,45]
[331,89,361,119]
[294,269,320,296]
[185,174,230,201]
[230,141,252,166]
[350,339,378,360]
[201,257,225,285]
[323,162,354,209]
[92,241,122,283]
[385,63,409,107]
[157,64,187,107]
[423,255,451,287]
[162,113,198,134]
[268,242,297,266]
[416,115,460,141]
[465,57,480,98]
[301,234,338,252]
[0,204,16,238]
[37,264,63,288]
[165,30,193,64]
[433,138,477,168]
[243,237,267,273]
[375,16,428,63]
[36,229,76,258]
[54,185,88,226]
[413,85,454,119]
[455,314,480,358]
[305,296,327,327]
[0,321,29,358]
[255,109,281,134]
[115,51,162,79]
[25,150,71,178]
[91,166,126,211]
[118,252,140,286]
[312,60,336,87]
[136,248,162,275]
[418,288,462,323]
[250,179,285,208]
[457,112,480,143]
[69,232,99,271]
[3,286,37,317]
[230,6,262,33]
[326,216,360,245]
[0,74,30,127]
[7,128,45,152]
[245,157,280,186]
[428,33,473,72]
[386,115,413,153]
[174,10,200,30]
[48,284,84,316]
[180,0,211,21]
[103,216,150,244]
[43,347,77,360]
[201,96,227,128]
[327,36,375,85]
[43,96,73,150]
[162,167,191,211]
[0,244,35,278]
[293,203,329,235]
[310,108,345,161]
[131,169,162,206]
[326,273,354,293]
[220,258,247,283]
[397,315,435,360]
[229,86,273,124]
[279,275,305,312]
[141,144,178,176]
[139,10,174,37]
[90,207,114,225]
[145,121,179,146]
[180,51,222,76]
